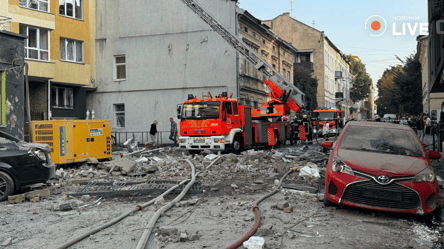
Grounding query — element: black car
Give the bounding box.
[0,131,55,201]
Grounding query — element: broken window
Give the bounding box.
[51,86,74,109]
[20,25,49,61]
[115,55,126,80]
[59,0,83,19]
[19,0,49,12]
[339,126,424,157]
[60,38,84,63]
[114,104,125,128]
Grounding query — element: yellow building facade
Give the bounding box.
[1,0,95,120]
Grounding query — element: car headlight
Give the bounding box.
[179,139,186,143]
[412,167,436,183]
[331,157,354,176]
[32,148,47,161]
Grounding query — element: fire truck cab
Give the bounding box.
[312,108,344,136]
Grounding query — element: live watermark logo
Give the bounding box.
[365,15,428,36]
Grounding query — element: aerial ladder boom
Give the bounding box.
[180,0,306,111]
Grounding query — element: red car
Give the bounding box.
[322,121,441,215]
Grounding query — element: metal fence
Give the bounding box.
[112,131,173,146]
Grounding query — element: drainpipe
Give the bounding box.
[24,62,32,142]
[235,7,240,99]
[48,79,51,120]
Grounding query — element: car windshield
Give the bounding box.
[317,112,335,121]
[339,126,424,157]
[181,101,220,120]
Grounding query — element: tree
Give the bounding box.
[392,54,423,115]
[376,66,402,116]
[347,55,372,102]
[293,68,318,111]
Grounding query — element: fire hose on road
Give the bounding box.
[226,169,294,249]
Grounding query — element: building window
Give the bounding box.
[51,87,74,109]
[19,0,49,12]
[287,71,290,81]
[59,0,83,19]
[114,104,125,128]
[60,38,84,63]
[262,39,265,44]
[244,27,248,33]
[301,54,310,62]
[273,46,276,52]
[283,68,286,77]
[19,25,49,61]
[253,32,256,38]
[114,55,126,80]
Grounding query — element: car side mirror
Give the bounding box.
[177,105,182,120]
[321,141,333,149]
[429,150,441,160]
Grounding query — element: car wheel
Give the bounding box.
[323,196,334,207]
[188,150,201,155]
[0,171,14,202]
[232,135,242,155]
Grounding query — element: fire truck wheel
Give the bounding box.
[188,150,201,155]
[232,136,242,154]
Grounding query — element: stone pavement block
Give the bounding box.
[8,194,25,204]
[25,189,50,200]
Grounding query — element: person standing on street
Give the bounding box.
[426,114,431,135]
[169,117,178,145]
[417,114,425,143]
[149,120,158,146]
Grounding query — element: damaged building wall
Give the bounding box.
[0,31,25,139]
[89,0,239,134]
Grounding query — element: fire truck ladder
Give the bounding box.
[180,0,305,108]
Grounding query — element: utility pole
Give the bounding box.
[290,1,299,18]
[312,20,315,28]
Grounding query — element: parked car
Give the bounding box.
[382,114,397,122]
[0,131,55,201]
[322,121,440,215]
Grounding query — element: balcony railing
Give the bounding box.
[295,62,314,71]
[0,16,12,32]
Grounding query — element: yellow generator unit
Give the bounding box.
[31,120,112,165]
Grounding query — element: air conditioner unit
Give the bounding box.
[437,20,444,35]
[335,71,342,79]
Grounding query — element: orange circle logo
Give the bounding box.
[365,15,387,36]
[371,21,381,31]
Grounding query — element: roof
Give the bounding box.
[0,30,26,39]
[349,121,412,131]
[266,13,349,65]
[237,8,298,53]
[297,49,314,53]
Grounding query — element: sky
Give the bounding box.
[238,0,428,92]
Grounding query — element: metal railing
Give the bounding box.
[112,131,174,146]
[0,16,12,32]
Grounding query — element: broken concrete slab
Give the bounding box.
[25,189,50,200]
[282,184,318,194]
[283,207,293,213]
[86,157,99,165]
[157,227,179,237]
[69,179,89,185]
[276,202,289,210]
[243,236,265,249]
[8,194,25,204]
[179,232,188,242]
[2,238,12,247]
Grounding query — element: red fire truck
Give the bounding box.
[176,0,306,154]
[312,109,344,136]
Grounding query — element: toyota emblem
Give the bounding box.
[377,175,390,183]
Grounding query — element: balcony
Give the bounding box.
[0,16,12,32]
[295,61,313,71]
